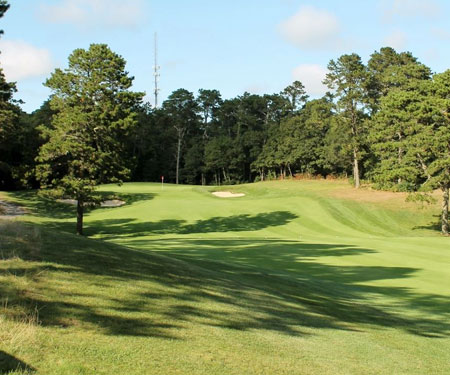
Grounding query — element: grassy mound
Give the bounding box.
[1,180,449,374]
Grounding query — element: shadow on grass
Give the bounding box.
[0,350,35,374]
[84,211,298,237]
[413,214,442,232]
[9,190,155,221]
[2,224,449,341]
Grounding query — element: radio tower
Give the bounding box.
[153,32,160,108]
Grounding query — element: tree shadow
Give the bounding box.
[413,214,442,232]
[8,191,155,221]
[2,226,449,341]
[97,191,157,207]
[9,191,76,219]
[0,350,35,374]
[134,238,450,338]
[84,211,298,237]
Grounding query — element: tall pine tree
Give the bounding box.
[429,71,450,235]
[324,54,370,188]
[36,44,144,235]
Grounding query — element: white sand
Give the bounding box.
[100,199,126,207]
[212,191,245,198]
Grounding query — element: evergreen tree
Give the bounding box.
[162,89,199,184]
[0,0,23,189]
[0,0,9,35]
[370,82,433,190]
[197,89,222,139]
[429,70,450,235]
[130,104,177,182]
[368,51,432,190]
[367,47,430,105]
[281,81,308,114]
[324,54,370,188]
[36,44,144,235]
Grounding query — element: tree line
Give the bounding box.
[0,2,448,234]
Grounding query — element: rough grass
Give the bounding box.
[0,180,449,374]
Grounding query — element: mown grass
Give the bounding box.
[0,180,449,374]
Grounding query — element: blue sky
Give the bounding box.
[1,0,450,113]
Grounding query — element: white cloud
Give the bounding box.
[383,30,408,50]
[382,0,440,21]
[292,64,328,97]
[39,0,144,30]
[0,40,53,81]
[279,6,341,50]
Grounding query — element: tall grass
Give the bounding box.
[0,221,41,374]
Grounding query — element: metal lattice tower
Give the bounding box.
[153,32,160,108]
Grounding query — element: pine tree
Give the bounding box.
[162,89,199,184]
[36,44,144,235]
[368,51,432,191]
[428,71,450,235]
[0,0,23,189]
[324,54,370,188]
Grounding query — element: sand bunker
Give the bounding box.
[99,199,126,207]
[212,191,245,198]
[58,199,125,207]
[0,200,27,218]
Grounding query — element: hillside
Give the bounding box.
[1,180,449,374]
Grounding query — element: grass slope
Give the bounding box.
[1,180,449,374]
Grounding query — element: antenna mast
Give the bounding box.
[153,32,160,108]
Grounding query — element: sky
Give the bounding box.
[2,0,450,113]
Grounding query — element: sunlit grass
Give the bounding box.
[1,180,449,374]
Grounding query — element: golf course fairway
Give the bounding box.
[0,180,449,374]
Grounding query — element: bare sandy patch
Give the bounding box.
[330,188,409,203]
[328,186,441,209]
[212,191,245,198]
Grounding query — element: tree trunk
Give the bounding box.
[176,135,182,184]
[76,199,84,235]
[288,164,293,178]
[353,147,360,188]
[350,106,360,189]
[397,132,403,185]
[417,153,431,183]
[442,184,449,236]
[203,114,209,139]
